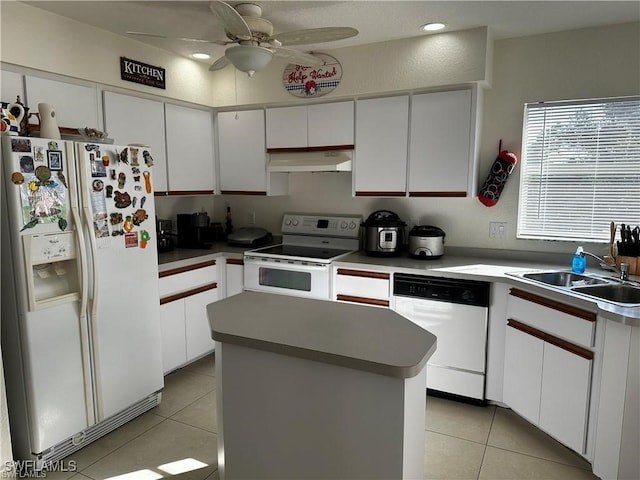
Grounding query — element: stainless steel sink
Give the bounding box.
[571,284,640,306]
[521,271,610,287]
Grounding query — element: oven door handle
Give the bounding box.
[244,257,330,271]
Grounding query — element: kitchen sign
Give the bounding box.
[120,57,166,89]
[283,53,342,98]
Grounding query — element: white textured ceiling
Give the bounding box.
[23,1,640,66]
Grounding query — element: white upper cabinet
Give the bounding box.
[266,106,308,148]
[25,75,100,132]
[217,110,268,194]
[103,91,168,192]
[265,101,354,149]
[307,102,354,147]
[408,88,475,197]
[165,103,215,193]
[354,96,409,196]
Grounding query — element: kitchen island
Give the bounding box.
[207,291,437,480]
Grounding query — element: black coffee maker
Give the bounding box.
[177,212,211,248]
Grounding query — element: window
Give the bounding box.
[517,96,640,242]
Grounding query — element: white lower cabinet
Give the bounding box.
[159,300,187,373]
[504,288,595,455]
[333,267,390,307]
[539,342,591,454]
[158,260,220,374]
[225,258,244,297]
[185,287,220,360]
[503,326,543,424]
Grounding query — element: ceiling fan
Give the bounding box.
[128,1,359,77]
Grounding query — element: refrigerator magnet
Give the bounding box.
[130,147,139,166]
[11,172,24,185]
[143,150,154,167]
[119,148,129,165]
[20,155,34,173]
[11,138,31,152]
[47,150,63,171]
[35,147,45,162]
[140,230,150,248]
[124,232,138,248]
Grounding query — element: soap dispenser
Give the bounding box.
[572,246,586,274]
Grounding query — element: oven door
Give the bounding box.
[244,256,331,300]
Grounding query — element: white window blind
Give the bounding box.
[517,96,640,242]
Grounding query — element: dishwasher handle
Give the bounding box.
[393,273,490,307]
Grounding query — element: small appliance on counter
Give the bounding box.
[156,218,175,253]
[362,210,406,256]
[408,225,446,259]
[227,227,272,247]
[177,212,211,249]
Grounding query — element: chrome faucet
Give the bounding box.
[580,250,629,281]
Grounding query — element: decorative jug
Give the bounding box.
[0,101,25,136]
[38,103,61,140]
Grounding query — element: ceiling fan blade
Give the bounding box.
[272,27,359,46]
[179,37,229,46]
[127,31,169,39]
[128,31,227,46]
[209,55,231,72]
[272,47,325,66]
[209,1,252,41]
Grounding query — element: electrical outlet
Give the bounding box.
[249,211,256,225]
[489,222,507,239]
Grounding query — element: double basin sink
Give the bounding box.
[514,271,640,306]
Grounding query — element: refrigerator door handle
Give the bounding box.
[66,141,97,424]
[82,205,100,320]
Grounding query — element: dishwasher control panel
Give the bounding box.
[393,274,490,307]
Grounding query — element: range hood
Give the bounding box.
[267,150,353,173]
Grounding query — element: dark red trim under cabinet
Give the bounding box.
[509,288,596,322]
[160,283,218,305]
[159,260,217,278]
[507,319,594,360]
[409,191,467,198]
[220,190,267,196]
[267,144,354,154]
[226,258,244,266]
[336,268,390,280]
[336,294,389,307]
[355,191,406,197]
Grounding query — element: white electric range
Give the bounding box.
[244,213,362,300]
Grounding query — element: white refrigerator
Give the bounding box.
[1,136,163,469]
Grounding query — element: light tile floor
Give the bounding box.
[43,353,599,480]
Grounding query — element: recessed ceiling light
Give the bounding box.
[421,22,446,32]
[192,53,211,60]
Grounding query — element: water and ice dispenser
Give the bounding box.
[22,230,81,310]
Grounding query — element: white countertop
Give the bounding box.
[208,291,437,379]
[163,245,640,326]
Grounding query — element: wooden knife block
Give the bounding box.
[615,256,639,275]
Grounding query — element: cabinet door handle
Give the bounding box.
[336,294,389,307]
[507,319,593,360]
[159,260,217,278]
[160,283,218,304]
[509,288,596,322]
[336,269,389,280]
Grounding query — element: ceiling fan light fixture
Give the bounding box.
[225,45,273,76]
[421,22,446,32]
[192,52,211,59]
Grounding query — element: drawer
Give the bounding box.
[159,260,218,297]
[507,288,596,348]
[334,268,390,305]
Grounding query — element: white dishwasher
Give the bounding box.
[392,273,490,402]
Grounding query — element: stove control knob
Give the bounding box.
[284,218,292,226]
[341,221,348,229]
[292,219,299,226]
[349,222,357,229]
